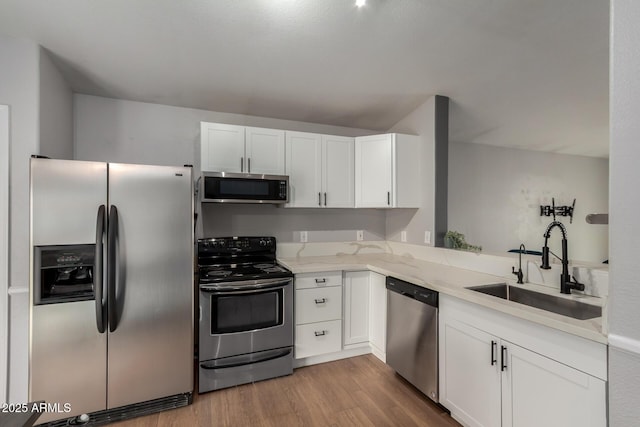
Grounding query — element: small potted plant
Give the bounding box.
[444,230,482,252]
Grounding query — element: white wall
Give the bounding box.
[39,49,73,159]
[202,204,386,242]
[0,35,40,403]
[74,94,387,241]
[448,142,609,263]
[385,96,437,245]
[609,0,640,424]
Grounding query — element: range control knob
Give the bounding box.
[259,239,267,246]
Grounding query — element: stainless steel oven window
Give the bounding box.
[210,288,283,334]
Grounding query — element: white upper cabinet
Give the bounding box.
[200,122,285,175]
[245,126,286,175]
[322,135,355,208]
[355,133,420,208]
[200,123,245,173]
[285,132,354,208]
[285,132,322,207]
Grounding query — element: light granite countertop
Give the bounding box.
[278,252,607,345]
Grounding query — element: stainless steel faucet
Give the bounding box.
[512,243,525,284]
[541,221,585,294]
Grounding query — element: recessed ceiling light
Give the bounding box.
[355,0,366,7]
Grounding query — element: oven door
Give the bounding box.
[199,277,293,361]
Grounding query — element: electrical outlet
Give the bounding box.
[401,231,407,242]
[424,231,431,244]
[300,231,308,243]
[356,230,364,241]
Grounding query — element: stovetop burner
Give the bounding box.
[197,236,292,285]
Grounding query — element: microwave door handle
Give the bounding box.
[248,158,251,173]
[94,204,106,334]
[107,205,120,333]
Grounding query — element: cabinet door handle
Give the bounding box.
[387,191,391,206]
[318,192,321,206]
[324,192,327,206]
[314,298,327,304]
[241,157,244,172]
[315,278,326,284]
[248,157,251,173]
[314,330,327,337]
[491,340,497,366]
[501,345,507,371]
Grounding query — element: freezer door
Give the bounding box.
[30,302,108,423]
[106,163,193,409]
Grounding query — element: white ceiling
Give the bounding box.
[0,0,609,157]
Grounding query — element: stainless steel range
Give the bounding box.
[197,236,293,393]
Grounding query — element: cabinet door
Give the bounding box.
[322,135,354,208]
[245,127,285,175]
[343,271,370,346]
[355,134,393,207]
[200,122,245,172]
[368,272,387,361]
[285,132,322,207]
[439,318,501,427]
[501,341,606,427]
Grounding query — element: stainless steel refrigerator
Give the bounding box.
[29,158,194,425]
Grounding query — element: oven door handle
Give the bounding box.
[199,277,292,293]
[200,348,292,370]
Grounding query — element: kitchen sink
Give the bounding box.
[467,283,602,320]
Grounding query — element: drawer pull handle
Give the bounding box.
[314,298,327,304]
[315,278,326,284]
[314,330,327,337]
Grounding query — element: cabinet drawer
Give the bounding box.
[295,320,342,359]
[296,286,342,325]
[295,271,342,289]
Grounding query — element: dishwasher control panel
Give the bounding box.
[386,277,438,307]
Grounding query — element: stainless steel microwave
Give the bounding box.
[201,172,289,204]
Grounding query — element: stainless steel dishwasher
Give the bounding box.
[386,276,439,402]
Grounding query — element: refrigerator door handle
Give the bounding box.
[108,205,120,333]
[95,204,106,333]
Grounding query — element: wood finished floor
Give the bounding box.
[111,354,460,427]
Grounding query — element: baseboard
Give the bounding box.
[294,346,371,368]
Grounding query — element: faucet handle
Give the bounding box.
[571,276,585,292]
[512,266,524,284]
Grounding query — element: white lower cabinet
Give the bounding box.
[343,271,370,346]
[368,271,387,361]
[294,270,386,364]
[294,271,343,360]
[440,318,501,427]
[502,340,606,427]
[439,294,607,427]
